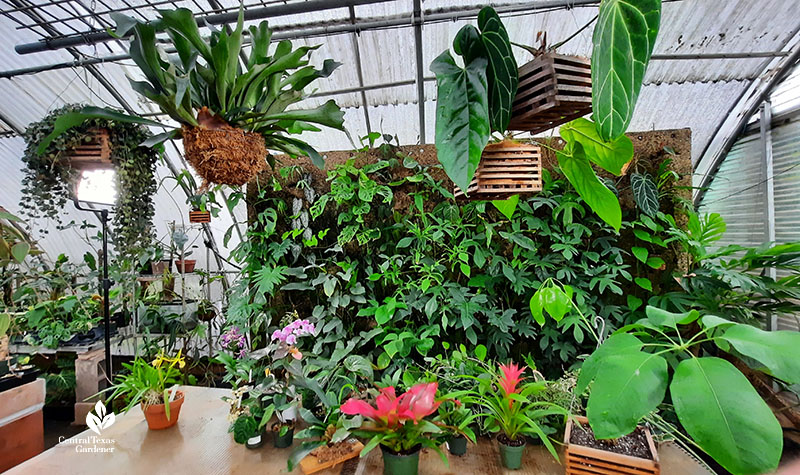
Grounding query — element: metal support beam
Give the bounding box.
[760,101,778,331]
[347,5,371,134]
[412,0,426,144]
[651,51,790,60]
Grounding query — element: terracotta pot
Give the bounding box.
[175,259,196,273]
[142,390,185,430]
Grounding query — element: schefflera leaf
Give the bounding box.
[592,0,661,140]
[477,6,518,133]
[431,25,491,192]
[671,357,782,475]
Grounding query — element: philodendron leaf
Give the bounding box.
[722,324,800,384]
[431,25,490,192]
[477,6,518,133]
[557,142,621,231]
[587,351,668,439]
[560,118,633,175]
[592,0,661,140]
[671,357,782,475]
[491,195,519,219]
[631,172,660,216]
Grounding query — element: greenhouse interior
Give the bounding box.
[1,0,800,474]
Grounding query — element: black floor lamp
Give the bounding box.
[73,173,115,381]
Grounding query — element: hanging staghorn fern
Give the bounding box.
[20,104,159,259]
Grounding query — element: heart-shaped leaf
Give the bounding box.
[557,142,621,231]
[560,118,633,175]
[477,7,518,133]
[631,172,660,216]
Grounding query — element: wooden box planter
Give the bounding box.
[189,210,211,223]
[565,416,660,475]
[508,53,592,135]
[454,140,543,200]
[66,128,112,169]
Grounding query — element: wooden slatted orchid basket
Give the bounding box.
[508,52,592,135]
[565,416,660,475]
[66,128,112,169]
[454,140,542,200]
[189,210,211,223]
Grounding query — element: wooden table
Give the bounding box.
[6,386,712,475]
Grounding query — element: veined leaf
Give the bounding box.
[431,25,490,192]
[722,324,800,384]
[671,357,782,475]
[592,0,661,140]
[477,7,518,133]
[560,118,633,175]
[631,172,660,216]
[557,142,621,231]
[491,195,519,219]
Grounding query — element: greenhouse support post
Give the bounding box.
[760,101,778,331]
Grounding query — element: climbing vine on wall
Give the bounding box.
[20,104,159,258]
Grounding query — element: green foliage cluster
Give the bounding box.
[21,104,158,257]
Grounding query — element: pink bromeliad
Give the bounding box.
[340,382,441,428]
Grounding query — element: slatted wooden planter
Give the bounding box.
[508,53,592,135]
[189,210,211,223]
[66,128,112,169]
[454,140,542,200]
[565,416,660,475]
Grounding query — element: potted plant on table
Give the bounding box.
[436,398,475,456]
[104,350,186,430]
[461,362,567,470]
[340,382,448,475]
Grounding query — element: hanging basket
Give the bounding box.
[189,210,211,223]
[508,53,592,135]
[182,124,267,187]
[65,128,112,170]
[454,140,543,201]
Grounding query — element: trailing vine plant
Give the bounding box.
[21,104,159,259]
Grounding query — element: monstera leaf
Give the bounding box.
[592,0,661,140]
[431,25,491,192]
[477,7,518,133]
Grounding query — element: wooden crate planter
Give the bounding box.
[454,141,542,200]
[565,416,660,475]
[189,210,211,223]
[508,53,592,135]
[66,128,112,169]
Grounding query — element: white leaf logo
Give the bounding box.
[86,401,115,435]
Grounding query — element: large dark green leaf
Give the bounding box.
[431,25,490,192]
[557,142,621,230]
[631,172,659,216]
[560,118,633,175]
[671,357,782,475]
[722,324,800,384]
[592,0,661,140]
[477,7,517,133]
[587,351,668,438]
[37,107,166,155]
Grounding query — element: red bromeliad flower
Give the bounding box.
[498,362,525,400]
[340,382,440,429]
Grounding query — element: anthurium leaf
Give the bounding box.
[631,172,660,216]
[587,351,668,439]
[560,118,633,175]
[631,246,648,263]
[37,107,166,155]
[722,324,800,384]
[671,357,782,475]
[491,195,519,219]
[557,142,621,231]
[477,6,518,133]
[626,295,643,311]
[645,306,699,329]
[431,25,490,192]
[592,0,661,140]
[576,333,643,394]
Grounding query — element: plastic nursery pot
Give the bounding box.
[150,259,171,275]
[381,445,421,475]
[175,259,196,273]
[245,429,266,449]
[142,390,185,430]
[448,435,468,456]
[272,423,294,448]
[498,434,526,470]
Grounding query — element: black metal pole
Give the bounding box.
[100,209,112,380]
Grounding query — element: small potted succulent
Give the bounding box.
[104,351,187,430]
[340,382,449,475]
[462,362,567,470]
